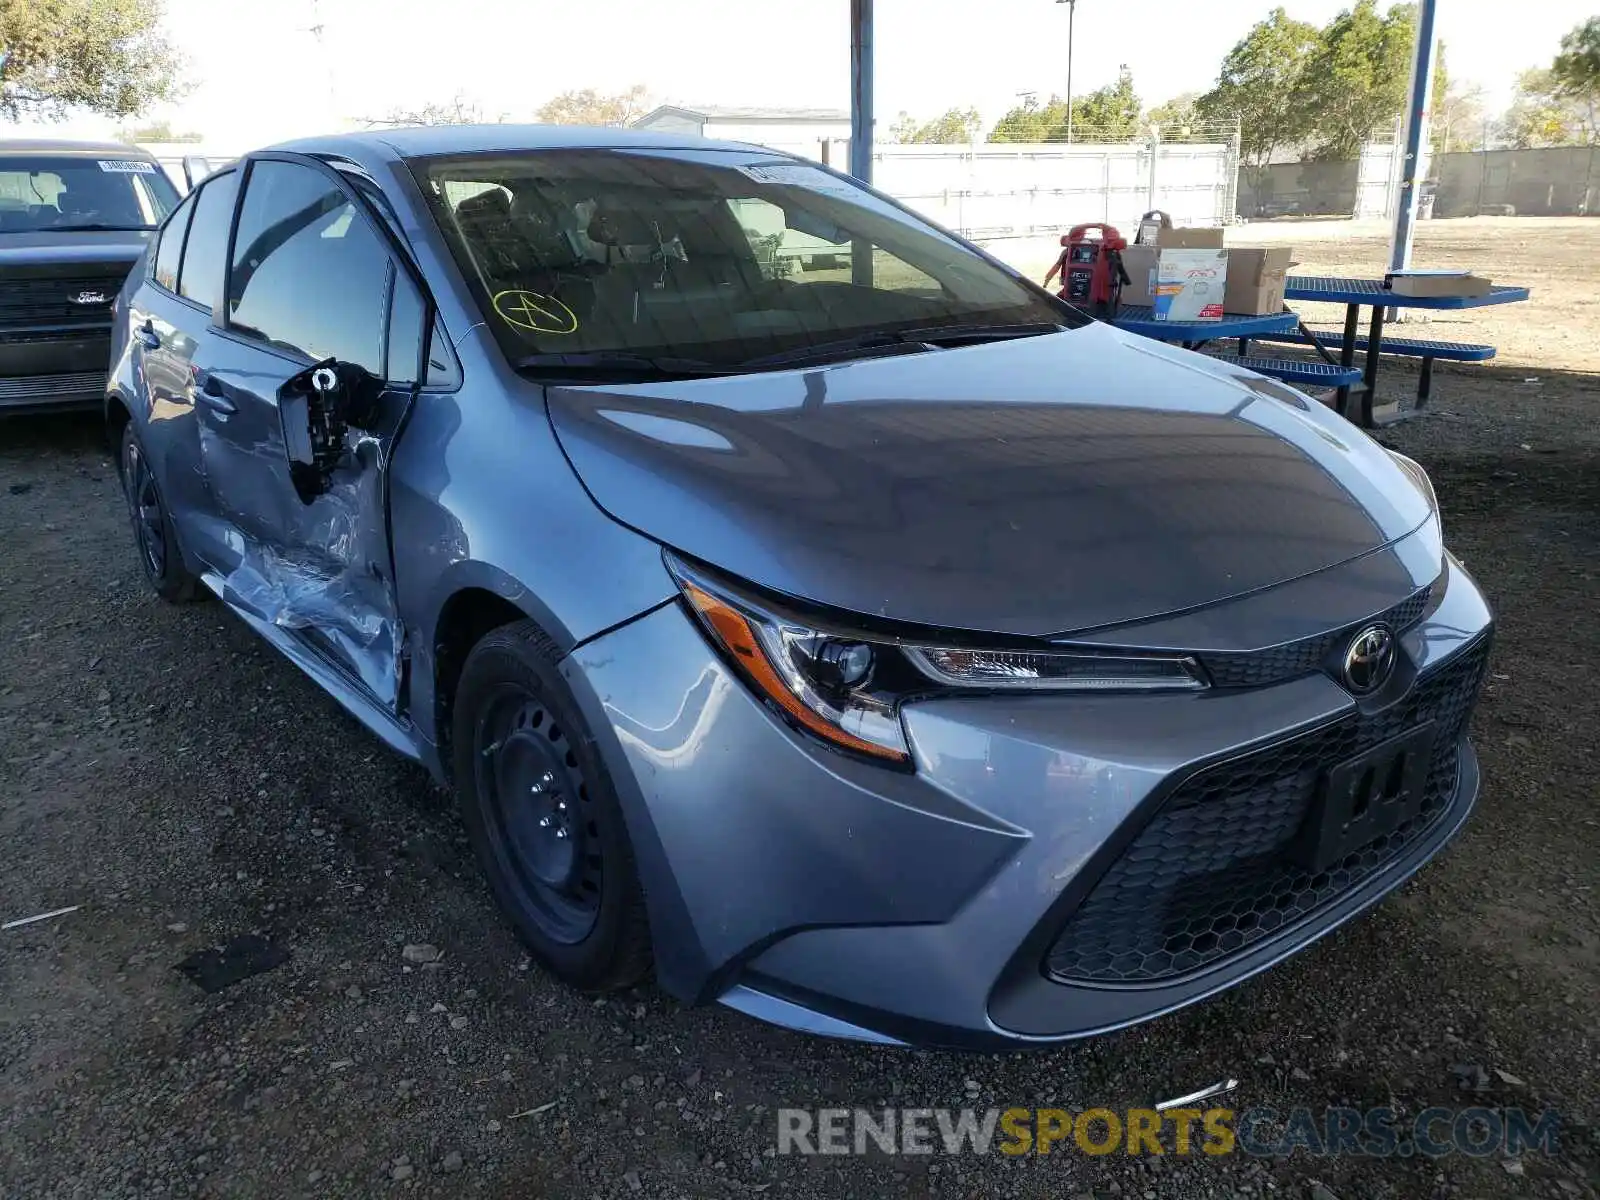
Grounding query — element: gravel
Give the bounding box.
[2,277,1597,1198]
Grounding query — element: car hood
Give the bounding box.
[0,228,151,269]
[545,322,1435,637]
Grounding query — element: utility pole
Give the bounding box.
[1057,0,1078,144]
[849,0,874,288]
[849,0,874,184]
[1387,0,1437,278]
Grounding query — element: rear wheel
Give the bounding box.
[120,423,202,603]
[452,621,652,990]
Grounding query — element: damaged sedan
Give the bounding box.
[108,126,1493,1048]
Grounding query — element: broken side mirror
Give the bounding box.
[278,359,382,503]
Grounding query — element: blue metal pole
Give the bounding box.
[1387,0,1437,276]
[849,0,874,184]
[850,0,874,287]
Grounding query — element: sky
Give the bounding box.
[16,0,1596,148]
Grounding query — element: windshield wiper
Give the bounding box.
[894,320,1069,344]
[44,223,153,233]
[512,351,729,380]
[737,332,937,372]
[736,321,1068,373]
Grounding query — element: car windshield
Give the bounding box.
[411,148,1080,372]
[0,154,179,232]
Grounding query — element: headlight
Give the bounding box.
[1387,449,1439,520]
[668,554,1207,767]
[905,647,1206,691]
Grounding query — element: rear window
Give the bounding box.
[0,154,179,232]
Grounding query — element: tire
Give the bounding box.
[120,422,203,604]
[452,621,652,991]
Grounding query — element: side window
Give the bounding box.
[153,192,197,292]
[178,170,239,312]
[386,267,426,385]
[227,160,391,375]
[385,274,462,389]
[424,318,462,388]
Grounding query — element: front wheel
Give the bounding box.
[120,422,202,603]
[452,621,652,990]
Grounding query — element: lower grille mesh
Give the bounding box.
[1044,638,1490,985]
[0,370,103,401]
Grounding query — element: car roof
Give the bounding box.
[0,138,156,158]
[264,123,775,169]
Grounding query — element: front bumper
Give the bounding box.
[0,327,110,414]
[563,555,1493,1049]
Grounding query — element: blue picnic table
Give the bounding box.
[1279,276,1532,427]
[1112,306,1298,346]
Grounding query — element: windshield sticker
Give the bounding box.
[97,159,158,174]
[735,163,860,198]
[492,290,579,335]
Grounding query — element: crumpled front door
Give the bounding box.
[194,333,405,708]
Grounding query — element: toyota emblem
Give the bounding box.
[1342,625,1396,694]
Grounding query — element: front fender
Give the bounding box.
[390,385,679,757]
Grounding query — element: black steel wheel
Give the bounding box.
[453,620,651,989]
[119,422,202,603]
[475,688,603,943]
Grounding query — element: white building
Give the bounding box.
[630,106,851,167]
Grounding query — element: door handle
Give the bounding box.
[135,321,160,350]
[197,375,237,415]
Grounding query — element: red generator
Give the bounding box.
[1044,223,1131,318]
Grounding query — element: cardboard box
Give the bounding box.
[1152,248,1228,322]
[1120,244,1159,306]
[1155,225,1226,249]
[1224,247,1293,315]
[1121,244,1230,319]
[1384,269,1492,298]
[1121,228,1232,308]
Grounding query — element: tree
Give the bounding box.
[0,0,180,121]
[989,67,1141,143]
[535,85,650,127]
[365,94,494,128]
[1290,0,1417,161]
[1502,67,1595,147]
[1429,50,1485,156]
[988,94,1058,142]
[115,118,200,143]
[1551,17,1600,142]
[1194,7,1320,169]
[890,106,982,144]
[1072,66,1141,138]
[1146,93,1200,142]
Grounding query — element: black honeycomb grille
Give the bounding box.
[1044,636,1490,985]
[1198,585,1434,690]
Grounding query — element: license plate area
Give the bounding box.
[1301,723,1437,874]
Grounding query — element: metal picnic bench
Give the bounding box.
[1112,306,1365,393]
[1112,277,1531,431]
[1254,276,1531,428]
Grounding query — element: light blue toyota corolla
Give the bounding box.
[107,125,1493,1048]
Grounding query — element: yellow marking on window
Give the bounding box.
[492,289,579,335]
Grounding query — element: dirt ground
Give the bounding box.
[2,218,1597,1200]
